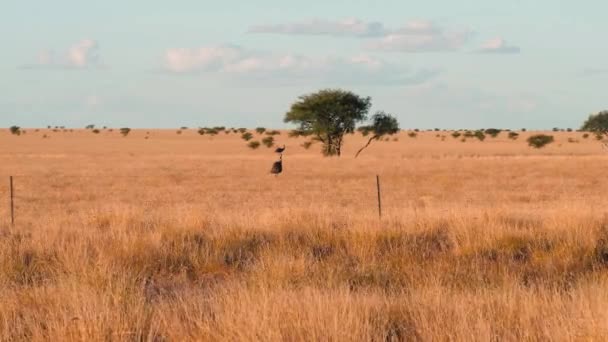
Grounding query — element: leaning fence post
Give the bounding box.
[10,176,14,226]
[376,175,382,219]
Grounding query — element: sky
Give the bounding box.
[1,0,607,129]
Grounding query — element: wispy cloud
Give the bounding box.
[476,38,521,54]
[248,18,387,37]
[164,45,439,85]
[20,39,102,70]
[250,18,474,52]
[368,22,473,52]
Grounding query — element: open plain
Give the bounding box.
[2,128,608,341]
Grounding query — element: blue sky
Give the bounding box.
[1,0,607,129]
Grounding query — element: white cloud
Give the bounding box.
[67,39,100,67]
[248,18,386,37]
[477,38,520,54]
[20,39,102,69]
[369,29,472,52]
[164,45,439,85]
[250,18,473,52]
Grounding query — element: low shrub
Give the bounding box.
[527,134,554,148]
[262,136,275,147]
[241,132,254,141]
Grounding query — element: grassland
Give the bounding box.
[1,128,608,341]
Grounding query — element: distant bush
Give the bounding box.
[255,127,266,134]
[582,133,590,139]
[213,126,226,131]
[408,132,417,138]
[566,128,573,132]
[237,128,247,133]
[527,134,554,148]
[197,128,206,135]
[484,128,502,137]
[301,141,313,149]
[508,132,519,140]
[241,132,254,141]
[9,126,21,135]
[595,133,604,140]
[180,126,188,130]
[567,137,579,143]
[474,130,486,141]
[92,129,101,134]
[289,129,312,138]
[176,130,182,135]
[357,126,372,136]
[552,127,560,132]
[521,128,527,132]
[414,129,420,132]
[451,132,461,139]
[85,124,95,129]
[262,136,275,147]
[266,130,281,136]
[120,128,131,137]
[247,141,261,149]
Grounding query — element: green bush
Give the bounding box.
[474,130,486,141]
[408,132,417,138]
[241,132,254,141]
[255,127,266,134]
[120,128,131,137]
[302,141,313,149]
[527,134,554,148]
[451,132,461,139]
[266,130,281,136]
[247,141,261,149]
[508,132,519,140]
[484,128,502,138]
[9,126,21,135]
[582,133,590,139]
[262,136,275,147]
[92,129,101,134]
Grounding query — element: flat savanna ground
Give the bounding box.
[2,128,608,341]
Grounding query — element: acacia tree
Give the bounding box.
[355,112,400,158]
[284,89,371,156]
[582,110,608,134]
[582,110,608,148]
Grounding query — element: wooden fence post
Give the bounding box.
[376,175,382,219]
[10,176,14,226]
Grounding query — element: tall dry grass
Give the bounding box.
[1,128,608,341]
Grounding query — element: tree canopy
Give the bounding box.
[581,110,608,133]
[355,112,400,158]
[284,89,371,156]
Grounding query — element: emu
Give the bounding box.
[270,154,282,175]
[274,145,285,153]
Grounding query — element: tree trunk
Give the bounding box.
[355,136,378,158]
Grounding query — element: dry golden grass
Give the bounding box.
[2,128,608,341]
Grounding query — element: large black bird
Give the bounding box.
[275,145,286,154]
[270,154,282,176]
